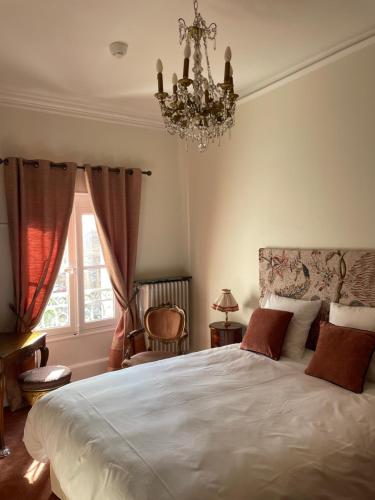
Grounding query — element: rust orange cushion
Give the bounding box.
[305,321,375,393]
[240,308,294,360]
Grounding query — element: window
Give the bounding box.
[38,194,116,335]
[81,214,114,323]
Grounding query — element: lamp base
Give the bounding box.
[224,311,231,328]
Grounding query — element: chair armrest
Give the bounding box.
[176,329,189,355]
[124,328,145,362]
[126,328,145,340]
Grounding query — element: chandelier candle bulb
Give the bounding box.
[156,59,164,93]
[224,46,232,83]
[183,42,191,79]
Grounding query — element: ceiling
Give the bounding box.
[1,0,375,127]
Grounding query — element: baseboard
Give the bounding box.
[69,357,108,381]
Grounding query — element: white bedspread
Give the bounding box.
[24,345,375,500]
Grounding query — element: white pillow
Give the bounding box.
[329,302,375,382]
[262,293,321,360]
[329,302,375,331]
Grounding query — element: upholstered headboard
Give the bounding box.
[259,248,375,349]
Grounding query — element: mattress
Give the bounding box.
[24,345,375,500]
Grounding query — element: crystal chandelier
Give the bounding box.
[155,0,238,152]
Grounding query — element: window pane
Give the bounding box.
[83,268,114,322]
[38,247,70,330]
[82,214,104,266]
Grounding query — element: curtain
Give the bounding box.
[4,158,77,409]
[85,166,142,370]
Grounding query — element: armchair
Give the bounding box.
[122,304,188,369]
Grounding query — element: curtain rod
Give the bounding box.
[0,158,152,176]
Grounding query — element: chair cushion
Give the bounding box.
[122,351,175,368]
[18,365,72,391]
[146,308,184,340]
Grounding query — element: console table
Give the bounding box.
[0,331,48,458]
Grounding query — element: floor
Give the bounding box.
[1,407,58,500]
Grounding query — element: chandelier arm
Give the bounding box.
[178,18,188,44]
[208,23,217,50]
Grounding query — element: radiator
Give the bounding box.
[135,277,191,354]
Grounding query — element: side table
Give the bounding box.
[209,321,244,348]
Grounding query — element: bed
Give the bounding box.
[24,248,375,499]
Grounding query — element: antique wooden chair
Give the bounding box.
[121,304,188,368]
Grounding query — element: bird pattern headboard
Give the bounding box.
[259,248,375,349]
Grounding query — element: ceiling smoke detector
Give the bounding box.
[109,41,128,58]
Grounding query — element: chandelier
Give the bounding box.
[154,0,238,152]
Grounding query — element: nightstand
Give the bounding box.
[209,321,244,348]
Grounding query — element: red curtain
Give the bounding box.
[85,166,142,370]
[4,158,76,408]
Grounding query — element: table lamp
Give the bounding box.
[212,289,239,327]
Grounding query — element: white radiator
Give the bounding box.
[135,278,191,353]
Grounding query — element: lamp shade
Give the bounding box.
[212,289,239,312]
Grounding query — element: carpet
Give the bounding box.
[0,407,58,499]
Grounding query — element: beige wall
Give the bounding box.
[0,106,189,377]
[2,40,375,367]
[184,42,375,351]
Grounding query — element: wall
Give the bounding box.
[184,42,375,351]
[0,106,189,379]
[2,40,375,369]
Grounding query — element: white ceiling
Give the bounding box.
[1,0,375,126]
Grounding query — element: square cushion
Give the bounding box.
[305,321,375,393]
[262,293,321,360]
[329,302,375,382]
[241,308,294,360]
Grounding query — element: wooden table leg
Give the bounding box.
[0,364,10,458]
[39,346,49,367]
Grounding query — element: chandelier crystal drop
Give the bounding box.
[154,0,239,152]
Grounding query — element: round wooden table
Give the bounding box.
[209,321,244,348]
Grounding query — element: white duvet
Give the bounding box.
[24,345,375,500]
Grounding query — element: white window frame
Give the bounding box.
[38,193,118,337]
